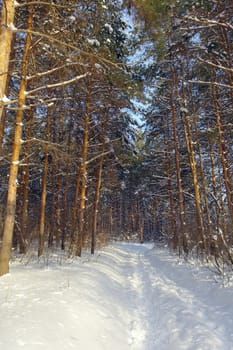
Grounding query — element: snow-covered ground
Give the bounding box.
[0,242,233,350]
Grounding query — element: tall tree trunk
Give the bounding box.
[220,27,233,102]
[165,119,177,249]
[181,108,206,253]
[71,171,81,238]
[76,82,90,257]
[55,174,62,247]
[170,91,186,255]
[166,144,177,248]
[212,81,233,230]
[0,34,15,162]
[18,162,30,253]
[130,202,136,235]
[109,205,113,237]
[38,111,50,257]
[17,109,34,254]
[0,0,15,123]
[0,6,33,276]
[193,114,212,255]
[91,151,104,254]
[48,111,60,248]
[61,118,73,250]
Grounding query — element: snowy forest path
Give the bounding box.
[1,243,233,350]
[109,243,233,350]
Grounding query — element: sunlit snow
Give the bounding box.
[0,243,233,349]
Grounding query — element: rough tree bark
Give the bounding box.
[91,147,104,254]
[38,110,51,257]
[0,6,33,276]
[0,0,15,123]
[76,79,91,257]
[181,106,206,253]
[170,90,186,255]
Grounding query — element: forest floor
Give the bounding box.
[0,242,233,349]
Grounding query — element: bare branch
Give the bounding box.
[16,2,74,9]
[26,62,83,81]
[25,73,89,96]
[184,16,233,31]
[15,29,124,69]
[186,79,233,90]
[22,137,62,148]
[0,98,18,106]
[86,151,113,165]
[197,57,233,73]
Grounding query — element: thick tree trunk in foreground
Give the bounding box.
[0,7,32,276]
[0,0,15,123]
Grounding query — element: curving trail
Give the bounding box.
[0,243,233,349]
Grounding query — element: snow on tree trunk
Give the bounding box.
[0,6,33,276]
[0,0,15,123]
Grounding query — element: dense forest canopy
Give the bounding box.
[0,0,232,275]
